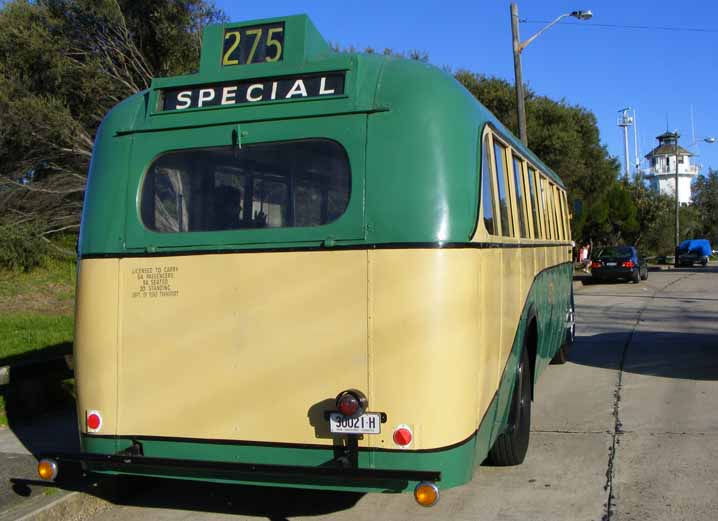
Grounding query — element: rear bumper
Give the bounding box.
[592,267,634,279]
[678,255,707,266]
[41,451,440,491]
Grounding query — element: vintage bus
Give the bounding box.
[38,15,574,507]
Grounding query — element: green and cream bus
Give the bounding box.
[38,15,575,507]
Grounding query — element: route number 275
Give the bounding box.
[222,25,284,66]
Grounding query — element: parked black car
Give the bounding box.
[591,245,648,283]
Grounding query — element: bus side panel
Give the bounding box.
[484,258,571,453]
[478,247,503,440]
[369,249,481,452]
[75,259,120,447]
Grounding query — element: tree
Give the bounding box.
[692,169,718,246]
[605,182,639,244]
[628,180,674,255]
[0,0,225,256]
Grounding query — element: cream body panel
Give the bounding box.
[75,259,120,435]
[477,248,504,416]
[369,249,482,449]
[116,251,368,444]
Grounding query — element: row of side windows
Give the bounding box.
[480,131,571,241]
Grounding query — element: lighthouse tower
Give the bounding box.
[644,132,699,204]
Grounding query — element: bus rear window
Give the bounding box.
[140,139,350,233]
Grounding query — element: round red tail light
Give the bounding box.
[335,389,368,418]
[337,394,359,416]
[87,411,102,431]
[393,425,413,447]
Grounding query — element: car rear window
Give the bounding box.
[600,246,632,257]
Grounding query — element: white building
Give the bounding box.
[643,132,700,204]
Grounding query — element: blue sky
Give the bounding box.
[215,1,718,177]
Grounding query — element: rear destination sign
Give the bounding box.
[161,73,345,111]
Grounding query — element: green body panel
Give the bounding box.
[78,15,565,257]
[82,432,476,493]
[122,115,367,252]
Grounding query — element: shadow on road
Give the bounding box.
[4,403,366,519]
[11,469,366,520]
[672,265,718,273]
[569,332,718,381]
[103,477,364,520]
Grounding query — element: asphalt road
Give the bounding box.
[62,268,718,520]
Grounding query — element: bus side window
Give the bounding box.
[549,183,559,239]
[527,166,540,239]
[544,178,556,239]
[533,171,545,239]
[492,140,512,237]
[550,184,559,240]
[549,183,561,239]
[556,187,566,240]
[539,176,549,239]
[562,191,571,239]
[481,135,496,235]
[511,155,527,238]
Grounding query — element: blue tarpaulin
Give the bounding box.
[677,239,712,257]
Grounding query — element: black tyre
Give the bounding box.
[640,269,648,281]
[552,343,568,364]
[701,258,708,267]
[552,289,574,365]
[487,347,531,466]
[631,269,640,283]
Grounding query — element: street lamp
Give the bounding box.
[510,4,593,145]
[673,133,716,266]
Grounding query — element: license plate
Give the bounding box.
[329,412,381,434]
[606,262,617,267]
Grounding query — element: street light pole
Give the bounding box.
[510,4,528,146]
[674,133,680,266]
[510,4,593,146]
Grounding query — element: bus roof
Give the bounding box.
[80,15,565,256]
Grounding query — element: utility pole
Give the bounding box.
[674,132,680,267]
[618,108,633,180]
[510,4,527,146]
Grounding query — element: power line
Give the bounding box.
[521,20,718,34]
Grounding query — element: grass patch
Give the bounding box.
[0,256,75,364]
[0,245,76,426]
[0,257,76,315]
[0,314,74,365]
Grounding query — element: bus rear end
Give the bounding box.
[43,15,459,506]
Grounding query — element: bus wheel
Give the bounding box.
[552,290,574,365]
[487,347,531,466]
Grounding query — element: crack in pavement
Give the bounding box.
[532,429,610,434]
[600,273,693,521]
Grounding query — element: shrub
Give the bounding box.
[0,222,48,271]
